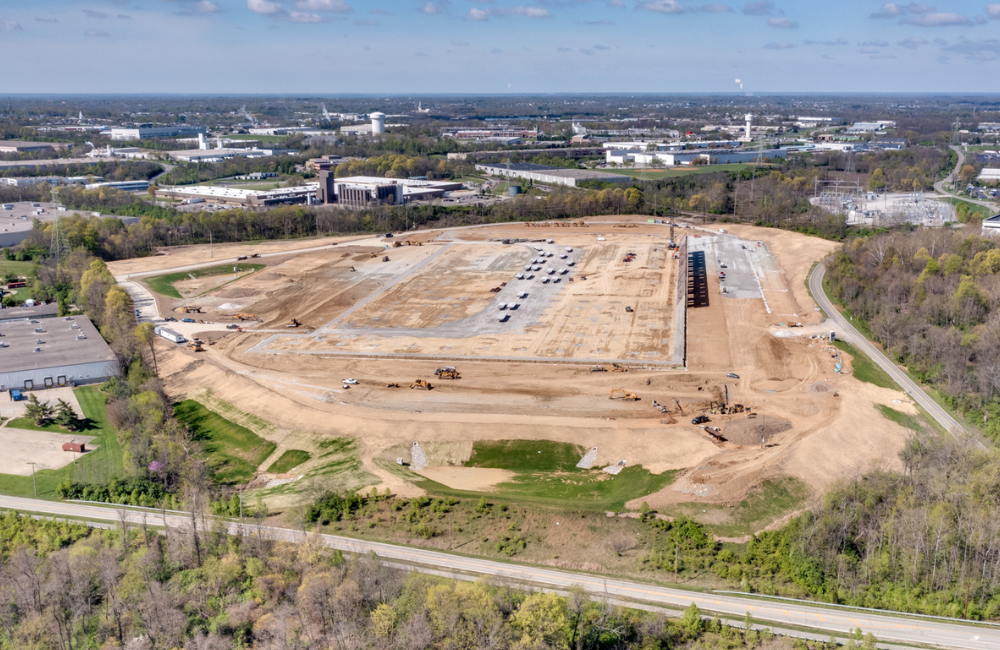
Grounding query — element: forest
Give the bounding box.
[827,229,1000,441]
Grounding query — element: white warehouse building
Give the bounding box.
[111,125,206,140]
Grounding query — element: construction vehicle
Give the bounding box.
[231,313,260,321]
[386,382,400,388]
[612,363,628,373]
[434,367,460,380]
[187,340,205,352]
[624,306,634,313]
[609,388,639,401]
[287,319,300,328]
[382,256,389,262]
[392,240,402,248]
[179,306,203,314]
[236,255,248,261]
[691,415,710,425]
[590,366,608,372]
[410,379,433,390]
[704,427,725,443]
[251,253,261,258]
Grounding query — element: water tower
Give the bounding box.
[744,113,753,140]
[370,112,386,135]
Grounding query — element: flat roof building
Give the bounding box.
[474,163,631,188]
[110,125,206,141]
[155,183,320,207]
[982,214,1000,237]
[0,141,71,153]
[0,312,119,392]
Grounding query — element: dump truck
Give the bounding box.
[410,379,433,390]
[609,388,639,401]
[187,340,205,352]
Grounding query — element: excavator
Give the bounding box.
[287,319,300,328]
[410,379,433,390]
[179,306,202,314]
[386,382,401,388]
[612,363,629,373]
[434,367,460,380]
[609,388,639,401]
[230,313,260,322]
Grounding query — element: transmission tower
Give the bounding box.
[49,217,71,264]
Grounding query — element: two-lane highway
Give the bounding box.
[2,494,998,649]
[809,262,964,434]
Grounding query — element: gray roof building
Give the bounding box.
[0,314,118,391]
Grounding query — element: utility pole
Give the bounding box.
[27,462,37,497]
[239,484,243,521]
[209,231,213,259]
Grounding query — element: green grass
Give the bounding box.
[145,263,265,299]
[254,437,378,501]
[876,404,925,432]
[7,415,98,433]
[667,477,807,538]
[0,259,35,277]
[466,440,585,472]
[173,400,275,485]
[0,386,123,498]
[266,449,311,474]
[832,340,898,389]
[603,163,756,180]
[942,197,995,220]
[383,440,677,512]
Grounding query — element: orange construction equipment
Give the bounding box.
[609,388,639,401]
[410,379,433,390]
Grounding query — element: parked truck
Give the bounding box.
[154,326,187,344]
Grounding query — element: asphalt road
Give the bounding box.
[3,494,999,649]
[809,262,965,434]
[934,145,998,211]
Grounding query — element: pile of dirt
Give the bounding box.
[721,416,792,446]
[258,272,285,282]
[807,382,832,393]
[216,288,259,299]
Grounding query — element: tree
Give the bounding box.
[869,168,885,192]
[134,322,158,374]
[24,394,54,426]
[53,399,78,431]
[959,164,977,187]
[510,592,571,650]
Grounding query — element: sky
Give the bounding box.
[2,0,1000,94]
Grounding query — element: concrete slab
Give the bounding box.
[0,427,97,475]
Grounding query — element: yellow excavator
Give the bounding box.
[230,313,260,322]
[609,388,639,401]
[410,379,433,390]
[179,306,202,313]
[612,363,629,373]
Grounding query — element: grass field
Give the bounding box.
[833,340,898,389]
[0,259,35,277]
[7,414,98,433]
[603,163,755,180]
[388,440,677,511]
[254,437,377,501]
[667,477,807,538]
[0,386,123,498]
[877,404,925,432]
[266,449,311,473]
[174,400,276,484]
[943,197,995,220]
[145,263,265,298]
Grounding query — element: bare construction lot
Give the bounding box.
[123,218,922,534]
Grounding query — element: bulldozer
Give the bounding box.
[434,367,460,380]
[179,306,203,314]
[231,313,260,322]
[392,240,402,248]
[287,319,300,328]
[187,340,205,352]
[409,379,433,390]
[386,382,401,388]
[612,363,629,373]
[609,388,639,401]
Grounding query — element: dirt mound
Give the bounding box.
[216,288,259,299]
[258,272,285,282]
[721,416,792,446]
[807,382,832,393]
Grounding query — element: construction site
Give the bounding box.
[112,217,923,534]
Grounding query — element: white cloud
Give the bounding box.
[296,0,352,13]
[898,36,928,48]
[700,3,732,12]
[289,10,323,20]
[742,0,772,16]
[247,0,283,15]
[989,4,1000,19]
[1,19,22,31]
[607,0,624,5]
[763,40,795,48]
[467,5,550,19]
[870,2,902,18]
[945,37,1000,60]
[420,1,448,14]
[902,11,972,26]
[766,16,795,27]
[639,0,686,12]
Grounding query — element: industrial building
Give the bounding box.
[845,121,896,134]
[316,174,463,206]
[110,125,206,141]
[983,214,1000,237]
[606,148,787,166]
[2,176,98,187]
[978,168,1000,182]
[0,305,119,392]
[0,141,70,153]
[155,183,320,207]
[474,163,631,188]
[84,180,150,192]
[169,147,294,163]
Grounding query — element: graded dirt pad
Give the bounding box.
[416,467,514,491]
[146,220,917,533]
[721,416,793,446]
